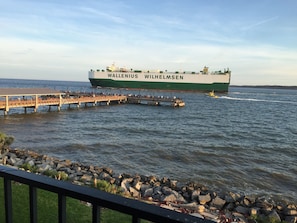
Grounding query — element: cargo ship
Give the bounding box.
[88,64,231,92]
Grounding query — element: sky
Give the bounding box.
[0,0,297,85]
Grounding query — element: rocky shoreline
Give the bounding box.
[1,148,297,223]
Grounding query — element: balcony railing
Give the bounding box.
[0,165,212,223]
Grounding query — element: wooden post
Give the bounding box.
[5,96,9,115]
[34,95,38,112]
[58,94,62,111]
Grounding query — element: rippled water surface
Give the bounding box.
[1,79,297,203]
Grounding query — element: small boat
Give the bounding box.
[208,90,218,98]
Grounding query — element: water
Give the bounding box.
[1,78,297,203]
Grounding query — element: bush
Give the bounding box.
[93,179,123,195]
[19,163,39,173]
[0,132,14,152]
[43,169,69,180]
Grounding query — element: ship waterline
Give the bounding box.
[88,65,231,92]
[89,78,230,92]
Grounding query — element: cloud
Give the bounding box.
[241,16,279,31]
[1,0,296,85]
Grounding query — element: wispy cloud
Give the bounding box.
[241,16,279,31]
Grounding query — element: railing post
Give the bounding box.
[92,204,101,223]
[29,185,37,223]
[58,194,66,223]
[4,178,13,223]
[132,215,140,223]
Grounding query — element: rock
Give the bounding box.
[198,193,211,205]
[268,210,281,222]
[143,187,153,197]
[14,159,24,166]
[211,196,226,209]
[148,175,157,184]
[191,189,201,201]
[131,178,142,190]
[88,165,95,172]
[56,163,65,170]
[2,156,7,165]
[232,212,247,222]
[7,157,17,165]
[176,193,187,203]
[140,184,151,194]
[80,174,92,182]
[68,173,80,181]
[235,206,250,215]
[285,216,297,223]
[102,167,113,175]
[37,163,52,172]
[285,209,297,216]
[250,207,260,216]
[129,186,140,198]
[197,205,205,213]
[225,192,242,203]
[161,193,177,202]
[27,159,35,167]
[152,187,162,200]
[73,165,81,172]
[120,178,133,192]
[255,197,274,211]
[162,186,173,195]
[242,196,255,207]
[169,180,178,188]
[225,202,235,211]
[172,202,202,212]
[99,171,112,181]
[63,159,72,166]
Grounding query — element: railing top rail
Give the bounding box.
[0,165,211,223]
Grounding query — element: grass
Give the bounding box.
[0,178,149,223]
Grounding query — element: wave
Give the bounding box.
[220,96,297,104]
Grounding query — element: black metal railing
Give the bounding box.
[0,165,212,223]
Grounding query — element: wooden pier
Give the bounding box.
[0,88,185,115]
[0,88,127,115]
[127,95,185,107]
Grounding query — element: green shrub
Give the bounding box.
[93,179,123,195]
[19,163,39,173]
[249,215,286,223]
[0,132,14,152]
[42,169,69,180]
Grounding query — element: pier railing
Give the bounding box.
[0,165,211,223]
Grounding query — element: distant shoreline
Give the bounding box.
[1,78,297,90]
[231,85,297,90]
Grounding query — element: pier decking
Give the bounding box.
[0,88,126,115]
[127,95,185,107]
[0,88,185,115]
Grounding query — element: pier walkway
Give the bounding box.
[0,88,126,115]
[127,95,185,107]
[0,88,185,115]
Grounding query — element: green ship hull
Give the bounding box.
[89,78,229,92]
